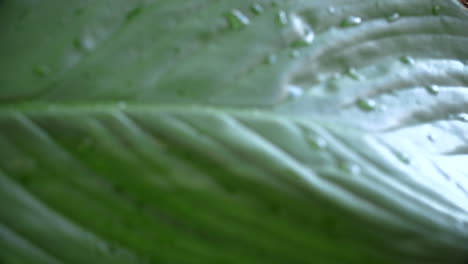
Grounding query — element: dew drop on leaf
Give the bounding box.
[341,16,362,27]
[290,14,315,47]
[331,72,341,81]
[454,113,468,122]
[276,10,288,26]
[265,54,278,65]
[226,9,250,30]
[302,30,315,44]
[345,67,361,80]
[339,162,361,176]
[74,36,94,52]
[357,98,377,111]
[456,182,468,197]
[395,152,411,164]
[452,215,466,231]
[425,85,439,95]
[250,3,264,15]
[307,135,327,149]
[386,12,400,22]
[118,101,127,109]
[287,85,304,99]
[126,7,143,22]
[427,133,437,142]
[292,30,315,47]
[432,5,441,15]
[400,55,415,65]
[289,49,300,58]
[33,65,50,77]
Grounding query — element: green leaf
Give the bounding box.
[1,0,467,263]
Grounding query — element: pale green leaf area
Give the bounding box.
[0,0,467,263]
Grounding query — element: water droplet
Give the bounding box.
[395,152,411,164]
[400,55,415,65]
[427,133,437,142]
[287,85,304,99]
[452,215,466,231]
[456,182,468,196]
[307,135,327,149]
[425,85,439,95]
[289,14,315,47]
[289,49,300,58]
[341,16,362,27]
[345,67,361,80]
[73,36,94,51]
[33,65,50,77]
[386,12,400,22]
[292,30,315,47]
[118,101,127,109]
[326,81,340,92]
[251,3,264,14]
[432,5,441,15]
[339,162,361,176]
[357,98,376,111]
[454,113,468,122]
[265,54,277,65]
[276,10,288,25]
[328,6,336,14]
[331,72,341,80]
[378,104,388,111]
[126,6,143,22]
[226,9,250,30]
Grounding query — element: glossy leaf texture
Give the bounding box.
[0,0,467,263]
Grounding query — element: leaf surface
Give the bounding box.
[1,0,467,263]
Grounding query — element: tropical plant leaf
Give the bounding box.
[0,0,467,263]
